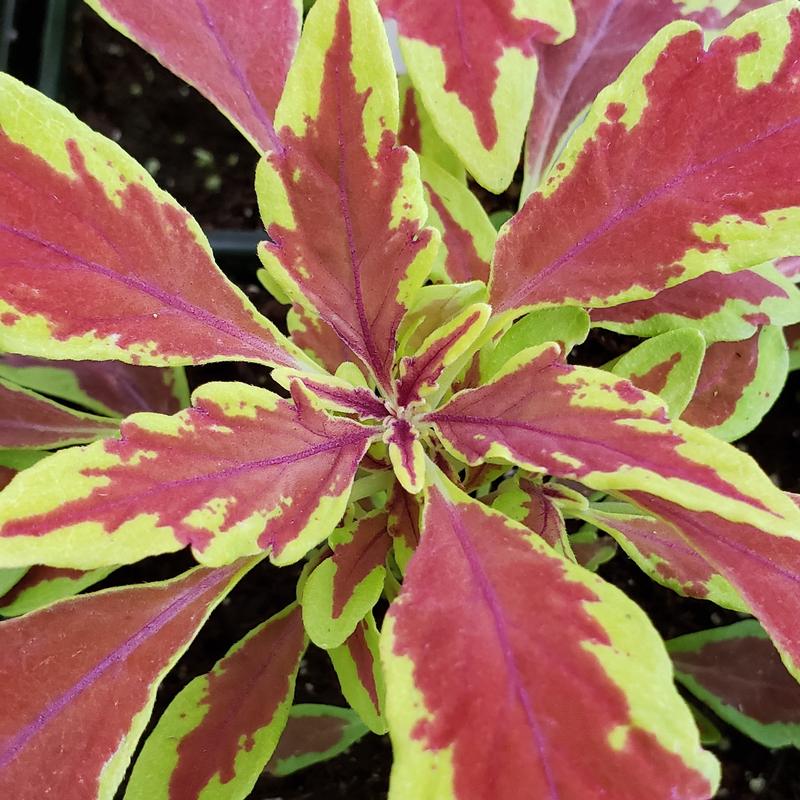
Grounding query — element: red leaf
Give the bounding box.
[494,9,800,317]
[0,379,117,449]
[0,383,375,568]
[382,484,717,798]
[0,355,185,416]
[85,0,301,152]
[259,0,436,395]
[0,563,249,799]
[524,0,766,190]
[380,0,562,150]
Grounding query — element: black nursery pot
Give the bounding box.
[33,0,269,279]
[1,0,54,87]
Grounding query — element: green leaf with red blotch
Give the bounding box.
[0,378,119,449]
[395,302,490,410]
[83,0,301,153]
[491,474,573,558]
[285,304,360,376]
[569,526,618,572]
[480,306,590,380]
[492,4,800,321]
[397,76,464,181]
[574,501,745,609]
[379,0,575,192]
[329,614,387,734]
[0,561,253,800]
[387,481,421,573]
[617,488,800,682]
[0,355,188,417]
[611,329,706,418]
[681,326,788,441]
[257,0,438,396]
[0,565,115,617]
[125,603,307,800]
[0,382,375,570]
[523,0,770,195]
[788,323,800,370]
[668,620,800,748]
[592,263,800,343]
[266,703,368,777]
[302,511,392,649]
[381,478,719,799]
[427,342,800,536]
[420,158,494,284]
[396,281,487,359]
[0,75,304,370]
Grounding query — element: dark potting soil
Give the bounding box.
[62,4,262,231]
[52,5,800,798]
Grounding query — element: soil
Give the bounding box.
[19,3,800,798]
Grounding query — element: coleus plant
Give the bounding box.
[1,0,800,798]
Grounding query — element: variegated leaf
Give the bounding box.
[126,603,307,800]
[0,355,187,417]
[493,5,800,320]
[257,0,438,395]
[302,511,392,649]
[668,620,800,748]
[0,565,115,617]
[286,303,360,376]
[621,490,800,681]
[0,562,252,800]
[491,475,573,558]
[681,326,788,441]
[396,281,487,359]
[0,378,118,449]
[398,75,463,180]
[0,382,375,569]
[427,343,798,535]
[421,157,494,284]
[395,302,489,409]
[0,75,303,369]
[267,703,368,777]
[329,614,387,734]
[592,263,800,343]
[611,329,706,418]
[387,480,421,572]
[380,0,576,192]
[575,502,745,608]
[523,0,770,194]
[381,480,719,799]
